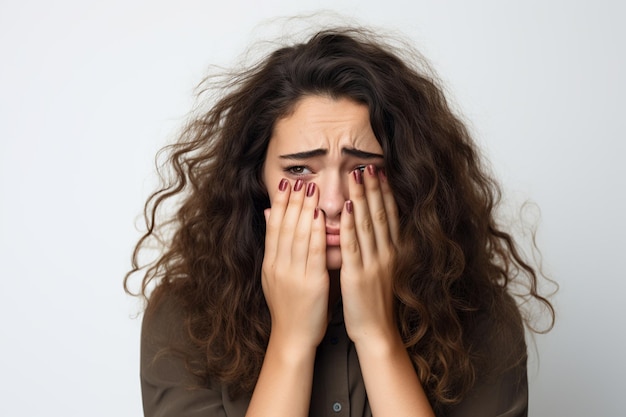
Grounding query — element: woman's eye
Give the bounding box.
[285,166,312,175]
[355,165,367,173]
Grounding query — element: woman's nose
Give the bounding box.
[317,172,348,221]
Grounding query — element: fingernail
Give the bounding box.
[294,179,304,191]
[346,200,353,214]
[314,207,320,219]
[367,164,376,176]
[353,169,363,184]
[379,168,387,182]
[306,182,316,197]
[279,178,288,191]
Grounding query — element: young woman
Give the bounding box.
[126,27,554,417]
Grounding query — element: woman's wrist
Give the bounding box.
[351,323,406,360]
[266,330,319,366]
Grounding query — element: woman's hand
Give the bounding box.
[251,179,328,417]
[339,166,435,417]
[262,178,329,352]
[339,165,400,345]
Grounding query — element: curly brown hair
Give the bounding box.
[125,27,555,407]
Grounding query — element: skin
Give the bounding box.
[249,95,434,417]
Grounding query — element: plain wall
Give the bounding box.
[1,1,624,416]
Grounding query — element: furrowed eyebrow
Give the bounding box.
[342,147,384,159]
[278,147,383,160]
[279,149,327,160]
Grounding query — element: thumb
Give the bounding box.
[263,208,270,223]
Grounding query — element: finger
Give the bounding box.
[362,164,392,251]
[340,199,363,269]
[291,182,319,265]
[378,168,400,246]
[264,178,291,263]
[306,188,327,277]
[276,178,306,261]
[264,208,270,223]
[348,168,376,258]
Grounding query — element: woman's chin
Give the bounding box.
[326,247,342,272]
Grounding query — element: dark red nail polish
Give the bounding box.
[379,168,387,182]
[306,182,316,197]
[346,200,353,214]
[367,164,376,176]
[353,169,363,184]
[314,207,320,219]
[294,179,304,191]
[279,178,288,191]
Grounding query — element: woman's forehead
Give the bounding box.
[269,95,381,154]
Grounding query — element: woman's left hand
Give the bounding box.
[339,164,400,344]
[340,165,435,417]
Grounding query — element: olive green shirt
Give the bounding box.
[140,297,528,417]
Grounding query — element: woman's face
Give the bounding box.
[262,95,384,271]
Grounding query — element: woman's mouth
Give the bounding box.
[326,227,340,246]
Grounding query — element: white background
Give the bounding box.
[1,1,624,416]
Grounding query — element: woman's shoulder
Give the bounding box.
[142,287,189,349]
[140,285,208,387]
[140,287,239,416]
[441,301,528,417]
[469,293,527,373]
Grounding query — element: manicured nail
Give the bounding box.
[306,182,316,197]
[314,207,320,219]
[294,179,304,191]
[346,200,353,214]
[353,169,363,184]
[279,178,288,191]
[367,164,376,176]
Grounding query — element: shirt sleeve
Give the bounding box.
[140,294,230,417]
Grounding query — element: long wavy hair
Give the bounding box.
[125,27,554,406]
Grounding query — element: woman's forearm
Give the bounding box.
[245,335,317,417]
[355,329,435,417]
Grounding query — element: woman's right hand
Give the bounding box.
[262,178,329,352]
